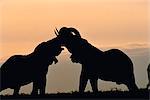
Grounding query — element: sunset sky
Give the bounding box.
[0,0,150,94]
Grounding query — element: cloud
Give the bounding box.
[123,43,150,49]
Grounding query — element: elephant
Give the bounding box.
[0,37,64,95]
[146,64,150,89]
[54,27,138,92]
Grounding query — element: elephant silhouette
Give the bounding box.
[146,64,150,89]
[0,37,64,95]
[54,27,138,92]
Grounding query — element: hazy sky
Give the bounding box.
[0,0,150,94]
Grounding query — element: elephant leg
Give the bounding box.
[79,70,88,93]
[125,75,138,91]
[147,70,150,89]
[39,75,46,95]
[89,77,98,93]
[126,82,138,91]
[146,83,150,89]
[13,86,20,95]
[31,81,39,95]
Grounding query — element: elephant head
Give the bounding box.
[54,27,81,46]
[54,27,81,38]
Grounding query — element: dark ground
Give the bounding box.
[1,89,149,100]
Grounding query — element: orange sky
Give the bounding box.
[0,0,149,61]
[0,0,150,94]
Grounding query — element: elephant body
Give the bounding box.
[92,49,134,83]
[57,29,138,92]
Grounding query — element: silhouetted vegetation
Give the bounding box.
[1,89,149,99]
